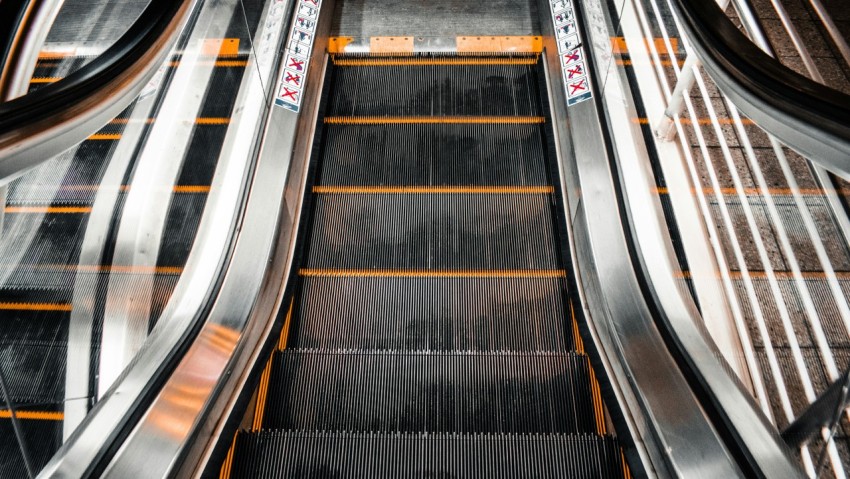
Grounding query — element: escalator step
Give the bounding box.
[328,63,542,117]
[304,192,561,269]
[263,349,597,434]
[319,123,549,186]
[289,276,574,351]
[229,430,626,478]
[0,418,63,478]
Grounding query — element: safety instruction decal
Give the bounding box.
[550,0,593,106]
[274,0,321,112]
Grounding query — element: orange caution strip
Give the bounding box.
[202,38,241,57]
[313,185,553,194]
[0,410,64,420]
[370,36,414,54]
[251,357,274,431]
[108,117,229,125]
[0,302,72,312]
[219,431,238,479]
[300,269,567,278]
[173,185,212,193]
[327,37,355,54]
[5,206,91,214]
[622,449,633,479]
[278,299,294,351]
[29,77,62,84]
[456,35,543,53]
[587,360,607,435]
[332,56,539,66]
[611,37,679,56]
[87,133,122,141]
[569,299,585,354]
[325,116,545,125]
[0,264,182,275]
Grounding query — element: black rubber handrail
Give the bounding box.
[670,0,850,172]
[0,0,31,94]
[0,0,196,179]
[0,0,185,129]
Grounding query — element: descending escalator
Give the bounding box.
[0,5,263,475]
[221,54,629,477]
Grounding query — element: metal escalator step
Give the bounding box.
[0,312,67,405]
[289,276,574,351]
[229,430,626,478]
[328,63,542,117]
[0,418,63,478]
[263,350,597,434]
[304,192,561,269]
[319,123,549,186]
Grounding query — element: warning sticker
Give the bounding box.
[275,0,322,112]
[549,0,593,106]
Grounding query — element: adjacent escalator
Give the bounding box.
[221,54,630,477]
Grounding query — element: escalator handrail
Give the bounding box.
[0,0,198,180]
[669,0,850,171]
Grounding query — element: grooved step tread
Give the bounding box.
[262,350,597,434]
[229,430,627,479]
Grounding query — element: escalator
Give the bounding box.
[221,55,629,477]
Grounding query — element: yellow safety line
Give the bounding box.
[167,60,249,68]
[588,362,607,435]
[251,357,274,431]
[569,299,584,354]
[313,185,553,194]
[0,264,182,275]
[332,56,539,66]
[0,302,72,312]
[622,449,633,479]
[325,116,545,125]
[51,184,208,193]
[29,77,61,84]
[88,133,122,141]
[300,269,567,278]
[0,410,64,420]
[5,206,91,214]
[278,299,294,351]
[219,430,238,479]
[173,185,212,193]
[108,117,229,125]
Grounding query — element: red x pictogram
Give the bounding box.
[567,65,583,78]
[285,72,301,85]
[303,0,318,4]
[281,87,298,100]
[288,58,305,71]
[569,79,587,95]
[564,50,580,63]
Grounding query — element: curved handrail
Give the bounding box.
[0,0,197,182]
[669,0,850,174]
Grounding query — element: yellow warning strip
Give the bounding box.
[108,117,229,125]
[167,60,248,67]
[0,410,64,420]
[569,299,584,354]
[0,264,182,275]
[219,430,238,479]
[313,185,553,194]
[325,116,545,125]
[0,302,72,312]
[278,299,294,351]
[251,357,274,431]
[332,56,539,66]
[29,77,61,84]
[300,269,566,278]
[588,362,607,435]
[5,206,91,214]
[173,185,212,193]
[611,37,679,56]
[88,133,122,141]
[656,186,847,196]
[456,35,543,54]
